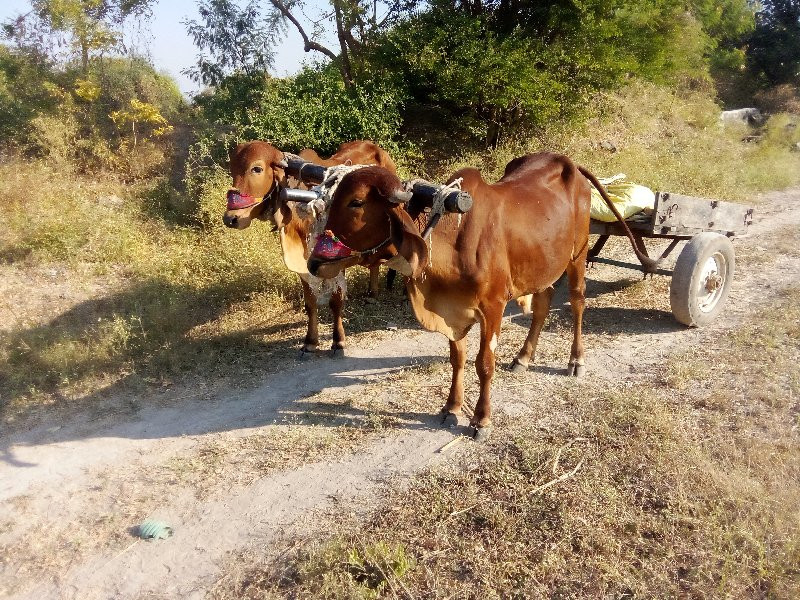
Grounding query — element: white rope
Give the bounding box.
[424,177,463,267]
[425,177,463,240]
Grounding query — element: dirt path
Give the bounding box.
[2,188,799,599]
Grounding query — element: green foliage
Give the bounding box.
[747,1,800,87]
[0,45,62,146]
[373,11,569,130]
[363,0,754,145]
[0,46,184,175]
[6,0,156,71]
[188,64,405,201]
[243,66,404,154]
[185,164,231,230]
[184,0,276,86]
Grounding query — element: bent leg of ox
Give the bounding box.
[566,251,588,376]
[300,278,320,356]
[470,302,504,440]
[511,286,555,373]
[330,287,346,357]
[440,338,467,428]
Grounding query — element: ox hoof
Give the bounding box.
[299,348,318,360]
[467,425,492,443]
[440,411,459,429]
[567,362,586,377]
[509,359,528,374]
[330,347,346,359]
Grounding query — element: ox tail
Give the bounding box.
[577,166,661,273]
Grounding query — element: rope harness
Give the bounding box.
[295,162,372,304]
[421,177,463,267]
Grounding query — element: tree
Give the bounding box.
[748,0,800,85]
[369,0,753,146]
[185,0,414,88]
[184,0,277,86]
[2,0,155,73]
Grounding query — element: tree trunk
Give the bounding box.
[80,37,89,74]
[333,0,355,88]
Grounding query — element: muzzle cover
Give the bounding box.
[226,190,259,210]
[312,230,355,260]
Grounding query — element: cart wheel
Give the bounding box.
[670,232,735,327]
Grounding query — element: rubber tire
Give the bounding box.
[670,232,735,327]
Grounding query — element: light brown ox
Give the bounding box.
[222,140,397,357]
[307,154,656,437]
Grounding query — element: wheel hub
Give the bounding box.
[704,273,722,293]
[697,253,727,312]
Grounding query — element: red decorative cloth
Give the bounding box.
[312,230,354,259]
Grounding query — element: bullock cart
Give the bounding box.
[588,192,753,326]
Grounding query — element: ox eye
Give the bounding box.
[251,166,263,174]
[348,199,364,208]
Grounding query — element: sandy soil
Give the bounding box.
[1,187,799,599]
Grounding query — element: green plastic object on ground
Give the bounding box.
[590,173,655,222]
[137,519,173,540]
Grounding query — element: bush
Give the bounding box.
[0,45,62,148]
[191,64,404,158]
[0,47,185,175]
[754,84,800,115]
[186,64,407,226]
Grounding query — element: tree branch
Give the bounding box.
[269,0,337,61]
[332,0,354,86]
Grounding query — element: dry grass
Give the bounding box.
[1,80,799,430]
[163,400,404,500]
[216,288,800,598]
[0,160,405,428]
[0,383,411,598]
[420,81,800,202]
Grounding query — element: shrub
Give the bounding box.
[186,64,407,226]
[754,84,800,115]
[0,45,61,147]
[0,47,185,175]
[192,64,404,156]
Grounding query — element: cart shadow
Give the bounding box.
[507,275,683,337]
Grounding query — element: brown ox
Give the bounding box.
[308,153,655,437]
[222,140,396,357]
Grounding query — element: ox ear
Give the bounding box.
[388,207,428,279]
[274,154,288,169]
[229,142,244,162]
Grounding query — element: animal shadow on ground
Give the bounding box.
[507,275,683,337]
[0,347,444,468]
[0,273,442,465]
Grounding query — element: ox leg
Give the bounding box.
[329,287,347,358]
[300,277,319,358]
[566,255,587,377]
[469,304,503,441]
[366,265,380,301]
[440,338,466,428]
[511,286,555,373]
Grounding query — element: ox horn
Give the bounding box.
[390,188,413,204]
